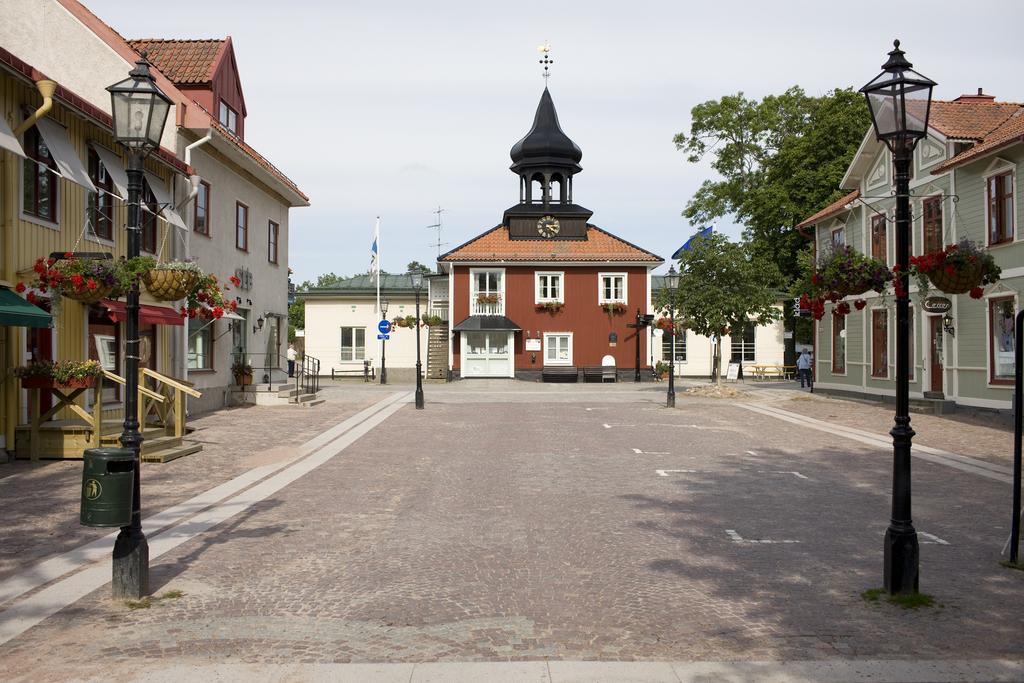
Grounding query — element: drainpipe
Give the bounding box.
[13,80,56,137]
[178,129,213,409]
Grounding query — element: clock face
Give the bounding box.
[537,215,560,238]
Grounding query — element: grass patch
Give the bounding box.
[999,560,1024,572]
[861,588,937,609]
[121,590,185,610]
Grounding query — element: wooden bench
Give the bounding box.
[583,367,603,382]
[542,366,579,383]
[331,361,375,382]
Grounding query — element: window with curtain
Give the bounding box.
[730,324,755,362]
[341,327,366,361]
[872,309,888,378]
[990,297,1016,384]
[188,318,213,370]
[988,171,1014,245]
[832,313,846,373]
[871,214,887,261]
[87,149,113,240]
[599,273,626,303]
[22,125,58,222]
[194,180,210,235]
[236,202,249,251]
[922,195,942,254]
[661,329,686,362]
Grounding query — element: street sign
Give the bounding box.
[378,319,392,335]
[377,334,389,340]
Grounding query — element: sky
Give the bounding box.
[86,0,1024,284]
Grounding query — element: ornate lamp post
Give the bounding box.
[664,265,680,408]
[411,272,425,409]
[860,40,935,595]
[106,53,172,599]
[380,297,389,385]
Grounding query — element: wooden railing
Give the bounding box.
[140,368,202,438]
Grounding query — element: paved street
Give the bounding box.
[0,382,1022,681]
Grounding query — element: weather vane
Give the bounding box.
[538,41,553,81]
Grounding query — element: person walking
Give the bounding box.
[287,343,297,378]
[796,349,812,389]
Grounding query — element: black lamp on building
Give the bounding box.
[410,272,425,409]
[106,52,173,600]
[664,265,680,408]
[860,39,935,595]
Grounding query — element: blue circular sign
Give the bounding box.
[378,319,392,334]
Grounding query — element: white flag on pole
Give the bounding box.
[371,217,381,313]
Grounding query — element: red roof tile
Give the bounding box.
[126,39,225,84]
[440,225,662,263]
[927,99,1022,141]
[796,190,859,228]
[933,110,1024,173]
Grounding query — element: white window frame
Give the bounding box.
[469,268,505,314]
[19,126,61,231]
[219,100,238,135]
[543,332,573,366]
[598,272,627,304]
[340,326,366,362]
[187,319,213,370]
[986,292,1017,388]
[730,323,756,363]
[535,271,564,303]
[982,159,1018,247]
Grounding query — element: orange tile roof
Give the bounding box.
[927,100,1022,141]
[796,190,859,228]
[126,39,225,84]
[933,110,1024,173]
[440,225,662,263]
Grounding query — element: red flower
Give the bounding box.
[891,263,901,273]
[86,279,98,291]
[63,252,73,260]
[811,274,820,285]
[26,292,37,304]
[229,300,238,311]
[969,287,984,299]
[14,282,26,293]
[179,307,188,318]
[944,265,956,276]
[33,260,46,275]
[46,257,56,266]
[212,306,224,319]
[854,299,867,310]
[70,274,84,287]
[229,275,241,287]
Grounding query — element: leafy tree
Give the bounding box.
[674,87,869,280]
[288,272,347,341]
[406,261,433,275]
[657,232,782,385]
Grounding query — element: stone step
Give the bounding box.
[299,399,326,408]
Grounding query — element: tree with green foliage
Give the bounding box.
[657,232,783,385]
[674,87,869,280]
[406,261,433,275]
[288,272,349,342]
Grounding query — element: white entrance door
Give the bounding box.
[544,333,572,365]
[462,331,512,377]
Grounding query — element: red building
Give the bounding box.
[439,87,663,379]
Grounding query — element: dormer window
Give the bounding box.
[219,100,238,135]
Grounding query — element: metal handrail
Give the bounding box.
[235,351,320,403]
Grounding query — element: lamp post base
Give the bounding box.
[883,525,919,594]
[112,527,149,600]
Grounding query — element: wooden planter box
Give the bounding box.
[20,376,96,390]
[235,373,253,386]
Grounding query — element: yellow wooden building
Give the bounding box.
[1,47,200,461]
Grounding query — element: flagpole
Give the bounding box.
[375,216,381,314]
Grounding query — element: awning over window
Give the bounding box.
[99,299,184,326]
[144,172,188,230]
[34,117,96,192]
[0,287,51,328]
[452,315,521,332]
[0,116,26,158]
[91,143,130,198]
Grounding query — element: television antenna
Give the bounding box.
[427,206,449,256]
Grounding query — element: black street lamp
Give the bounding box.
[411,272,425,409]
[664,265,680,408]
[860,39,935,595]
[380,297,389,385]
[106,52,172,600]
[628,309,655,382]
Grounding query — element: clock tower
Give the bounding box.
[503,86,593,240]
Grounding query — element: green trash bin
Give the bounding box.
[80,448,135,527]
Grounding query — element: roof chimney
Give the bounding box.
[953,88,996,103]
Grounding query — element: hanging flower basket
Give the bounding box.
[910,241,999,295]
[812,246,892,297]
[143,266,201,301]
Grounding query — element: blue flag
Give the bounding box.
[672,226,713,259]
